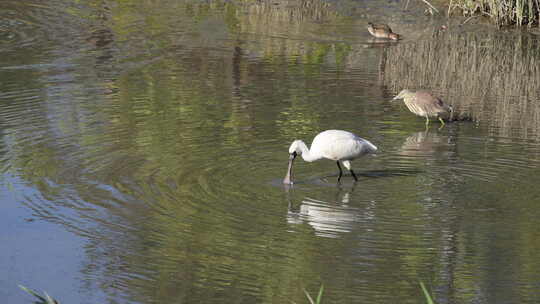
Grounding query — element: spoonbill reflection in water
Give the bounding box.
[283,130,377,184]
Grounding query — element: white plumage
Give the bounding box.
[283,130,377,184]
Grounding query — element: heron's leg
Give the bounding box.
[350,169,358,182]
[336,161,343,182]
[438,116,445,126]
[425,116,430,126]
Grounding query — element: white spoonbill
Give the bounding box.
[283,130,377,184]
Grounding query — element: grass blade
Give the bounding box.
[419,282,435,304]
[303,289,315,304]
[316,285,324,304]
[19,285,59,304]
[44,292,59,304]
[303,284,324,304]
[19,285,47,302]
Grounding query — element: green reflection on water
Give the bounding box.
[2,0,540,304]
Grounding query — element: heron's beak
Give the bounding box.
[391,95,400,102]
[283,152,297,184]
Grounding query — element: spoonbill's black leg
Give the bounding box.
[336,161,343,182]
[350,169,358,182]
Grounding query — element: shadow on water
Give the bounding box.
[272,168,421,187]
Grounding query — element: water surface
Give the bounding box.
[1,1,540,303]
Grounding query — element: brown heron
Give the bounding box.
[392,89,453,126]
[367,22,400,40]
[283,130,377,184]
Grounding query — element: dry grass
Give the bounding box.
[448,0,540,26]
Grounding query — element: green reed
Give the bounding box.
[420,282,436,304]
[298,283,437,303]
[303,285,324,304]
[18,282,437,303]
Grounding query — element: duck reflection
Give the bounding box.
[86,28,114,48]
[366,38,400,46]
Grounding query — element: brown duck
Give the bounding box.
[367,22,400,40]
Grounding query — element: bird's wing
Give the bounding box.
[434,97,445,107]
[374,23,392,31]
[415,91,437,103]
[416,91,448,113]
[324,137,372,160]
